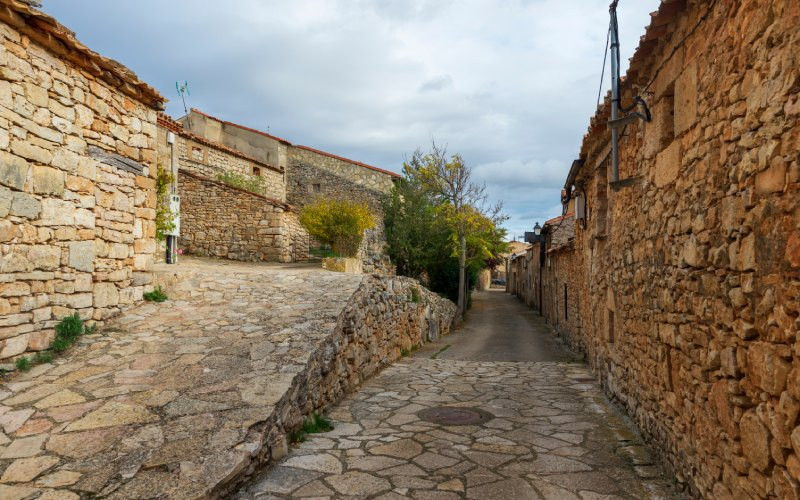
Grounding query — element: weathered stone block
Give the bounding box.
[0,282,31,297]
[755,160,787,194]
[93,282,119,308]
[654,141,681,188]
[0,334,28,359]
[741,410,772,472]
[9,192,41,219]
[27,329,54,351]
[68,241,95,272]
[11,140,52,165]
[31,165,65,195]
[24,82,48,107]
[27,245,61,271]
[748,342,792,396]
[0,151,29,190]
[40,198,75,225]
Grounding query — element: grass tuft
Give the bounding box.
[143,286,168,303]
[15,357,32,372]
[290,414,334,443]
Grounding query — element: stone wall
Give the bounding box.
[177,169,305,263]
[0,8,162,366]
[560,1,800,497]
[157,115,286,202]
[287,159,394,274]
[288,146,396,197]
[216,272,457,495]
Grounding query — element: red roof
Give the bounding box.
[545,213,573,226]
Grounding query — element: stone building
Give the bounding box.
[160,108,400,271]
[0,0,163,364]
[156,114,306,262]
[542,0,799,498]
[508,213,581,345]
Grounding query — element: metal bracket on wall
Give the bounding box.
[610,176,642,191]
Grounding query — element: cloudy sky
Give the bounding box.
[43,0,659,239]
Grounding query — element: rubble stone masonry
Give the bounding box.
[562,0,800,498]
[157,114,286,202]
[178,170,307,263]
[0,4,163,366]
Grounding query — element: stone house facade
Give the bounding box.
[163,108,400,271]
[547,1,800,498]
[0,1,163,365]
[157,114,285,202]
[508,214,581,345]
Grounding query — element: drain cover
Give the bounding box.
[417,406,494,426]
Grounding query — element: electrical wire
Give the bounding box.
[596,25,611,109]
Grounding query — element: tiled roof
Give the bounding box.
[0,0,164,109]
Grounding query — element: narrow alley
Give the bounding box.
[237,290,678,499]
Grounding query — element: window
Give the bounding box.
[252,166,261,177]
[313,183,321,193]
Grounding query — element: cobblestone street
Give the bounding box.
[238,291,678,499]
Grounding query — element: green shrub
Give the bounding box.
[143,286,168,303]
[155,166,176,241]
[15,357,32,372]
[409,286,422,303]
[299,199,375,257]
[216,171,267,195]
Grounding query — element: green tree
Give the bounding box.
[404,144,506,317]
[299,199,376,257]
[384,143,508,314]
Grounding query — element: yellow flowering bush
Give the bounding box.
[299,199,376,257]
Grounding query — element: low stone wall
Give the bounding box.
[177,169,304,263]
[214,272,456,496]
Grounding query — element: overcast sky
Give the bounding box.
[43,0,659,239]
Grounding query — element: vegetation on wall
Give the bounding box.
[216,171,267,195]
[13,313,97,372]
[299,199,376,257]
[155,166,176,241]
[383,143,508,312]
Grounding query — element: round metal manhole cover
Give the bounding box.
[417,406,495,426]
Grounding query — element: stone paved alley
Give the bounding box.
[237,290,678,499]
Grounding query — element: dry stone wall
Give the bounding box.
[287,158,395,274]
[177,170,305,263]
[0,15,160,366]
[288,146,396,195]
[563,1,800,498]
[217,272,457,495]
